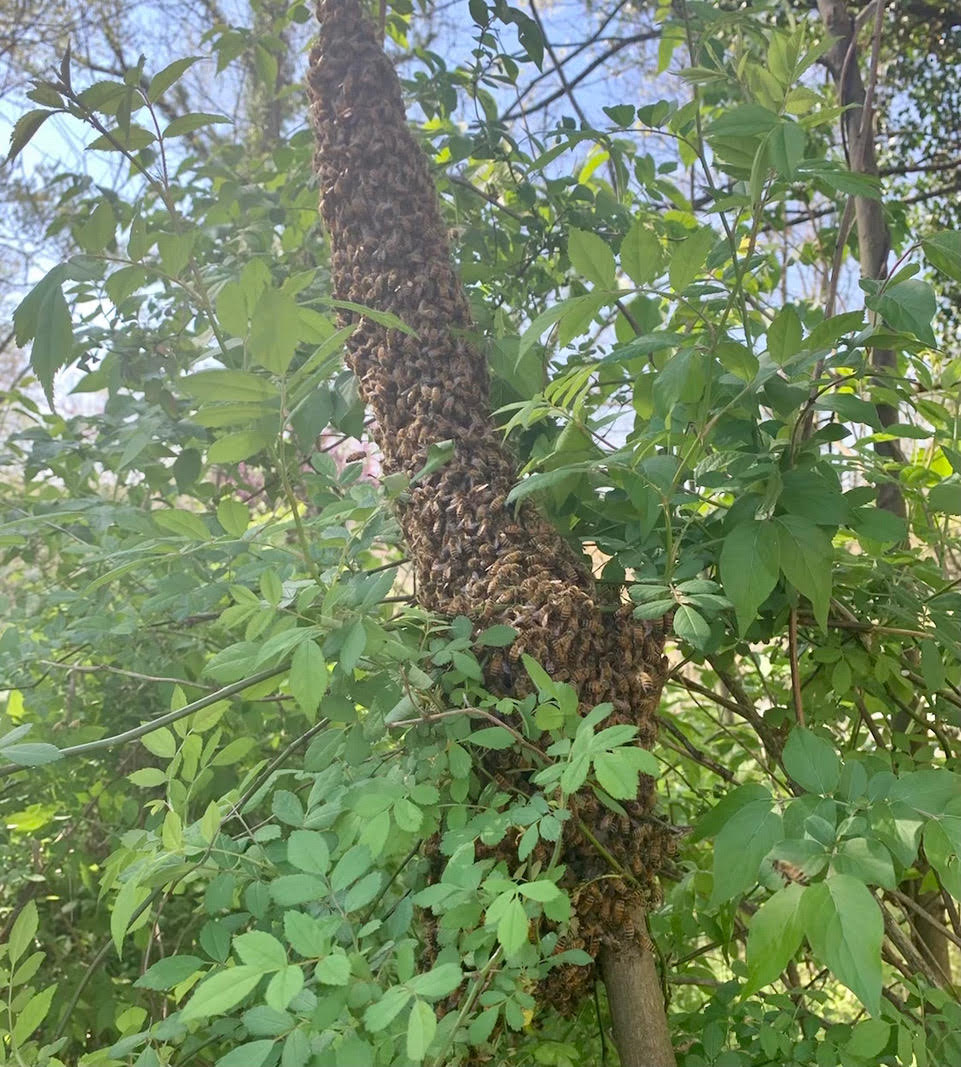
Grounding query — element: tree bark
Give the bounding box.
[817,0,904,518]
[306,0,676,1061]
[600,926,677,1067]
[818,0,951,984]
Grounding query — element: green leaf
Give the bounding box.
[594,748,657,799]
[289,640,328,720]
[147,57,201,102]
[407,1000,437,1062]
[266,965,303,1011]
[181,965,264,1020]
[364,987,412,1032]
[720,520,780,634]
[922,231,961,283]
[0,742,62,766]
[315,951,351,985]
[11,983,57,1046]
[283,911,330,958]
[889,769,961,817]
[621,220,663,286]
[477,624,517,647]
[217,497,249,537]
[135,955,205,990]
[783,727,840,794]
[768,305,802,364]
[846,1019,891,1059]
[496,897,529,956]
[270,875,327,906]
[282,1030,310,1067]
[87,124,156,151]
[673,604,710,650]
[470,726,515,749]
[8,900,38,964]
[7,109,58,164]
[141,726,176,758]
[162,112,231,137]
[181,370,278,402]
[233,930,287,970]
[693,782,772,841]
[208,430,275,464]
[776,514,832,629]
[801,875,883,1015]
[153,508,209,540]
[30,283,73,403]
[127,767,166,787]
[215,1040,275,1067]
[111,877,149,956]
[249,288,302,374]
[568,228,615,288]
[411,439,455,484]
[518,881,561,902]
[871,280,936,346]
[743,882,805,996]
[668,226,714,293]
[831,838,896,889]
[711,799,783,904]
[330,844,372,893]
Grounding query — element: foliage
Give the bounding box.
[2,1,961,1065]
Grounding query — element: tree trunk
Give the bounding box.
[305,0,676,1061]
[817,0,951,984]
[600,927,676,1067]
[817,0,904,518]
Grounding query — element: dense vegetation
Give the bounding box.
[1,0,961,1064]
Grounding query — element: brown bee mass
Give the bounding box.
[307,0,671,1012]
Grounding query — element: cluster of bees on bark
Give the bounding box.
[307,0,674,1016]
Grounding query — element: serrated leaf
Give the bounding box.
[208,430,275,464]
[568,228,615,288]
[407,999,437,1061]
[621,220,662,286]
[12,983,57,1046]
[872,279,936,346]
[111,877,149,956]
[315,951,351,985]
[801,875,882,1015]
[7,108,58,164]
[233,930,287,970]
[364,986,412,1031]
[30,283,73,403]
[8,900,38,964]
[266,965,303,1011]
[496,897,529,955]
[673,604,710,649]
[181,370,278,402]
[768,304,802,364]
[783,727,840,794]
[87,124,156,151]
[743,882,805,996]
[776,514,832,629]
[711,799,782,904]
[181,966,264,1020]
[249,288,302,374]
[135,955,205,990]
[0,742,62,766]
[669,226,714,293]
[923,231,961,283]
[147,57,201,102]
[163,112,231,137]
[289,640,327,720]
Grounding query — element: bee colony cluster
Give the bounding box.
[307,0,673,1012]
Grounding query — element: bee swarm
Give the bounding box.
[307,0,673,1013]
